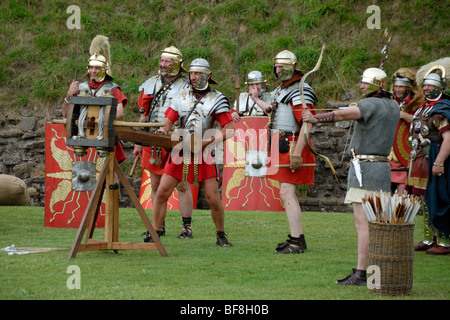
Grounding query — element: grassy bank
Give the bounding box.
[0,0,448,119]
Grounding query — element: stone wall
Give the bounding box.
[0,103,353,213]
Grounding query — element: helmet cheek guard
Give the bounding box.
[95,67,106,82]
[165,60,182,77]
[188,58,218,90]
[194,72,209,91]
[274,50,297,81]
[426,87,442,100]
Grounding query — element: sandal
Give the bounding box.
[275,235,304,254]
[216,231,232,247]
[142,230,165,243]
[336,268,367,286]
[177,224,193,239]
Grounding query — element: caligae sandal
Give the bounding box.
[177,224,193,239]
[275,235,304,254]
[336,268,367,286]
[216,231,232,247]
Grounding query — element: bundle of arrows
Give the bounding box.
[362,191,421,224]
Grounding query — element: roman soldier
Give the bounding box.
[133,46,194,240]
[232,70,271,121]
[388,68,424,194]
[151,58,235,247]
[62,35,128,163]
[251,50,317,254]
[412,59,450,255]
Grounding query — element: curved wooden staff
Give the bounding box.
[300,44,340,183]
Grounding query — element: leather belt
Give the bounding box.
[355,155,389,162]
[274,130,300,137]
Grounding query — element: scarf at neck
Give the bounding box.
[281,71,304,89]
[89,79,106,89]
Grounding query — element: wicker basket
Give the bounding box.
[368,221,415,295]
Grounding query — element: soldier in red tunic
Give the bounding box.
[62,35,128,164]
[151,58,235,247]
[412,62,450,254]
[388,68,423,194]
[251,50,317,254]
[133,47,194,240]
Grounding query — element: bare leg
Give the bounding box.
[335,202,368,285]
[150,172,162,205]
[203,178,224,231]
[353,202,369,270]
[279,182,303,237]
[176,181,193,218]
[152,174,179,231]
[202,178,231,247]
[175,182,193,238]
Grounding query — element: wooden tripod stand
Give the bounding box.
[68,151,168,258]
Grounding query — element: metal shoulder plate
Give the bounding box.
[204,90,230,115]
[139,75,161,95]
[167,76,190,98]
[275,82,317,106]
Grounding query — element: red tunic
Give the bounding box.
[267,103,316,185]
[163,107,233,183]
[137,91,169,175]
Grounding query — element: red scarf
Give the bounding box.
[89,79,105,89]
[281,71,304,89]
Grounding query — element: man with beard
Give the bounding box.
[134,47,194,241]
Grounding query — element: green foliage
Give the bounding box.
[0,0,449,110]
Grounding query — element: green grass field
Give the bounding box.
[0,206,448,300]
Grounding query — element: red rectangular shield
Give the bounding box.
[222,117,284,211]
[45,123,106,228]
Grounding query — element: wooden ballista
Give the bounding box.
[61,95,172,258]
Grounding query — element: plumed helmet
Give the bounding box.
[87,35,112,82]
[274,50,297,81]
[423,67,446,89]
[160,46,187,76]
[416,57,450,87]
[245,70,266,85]
[361,67,387,94]
[422,66,447,100]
